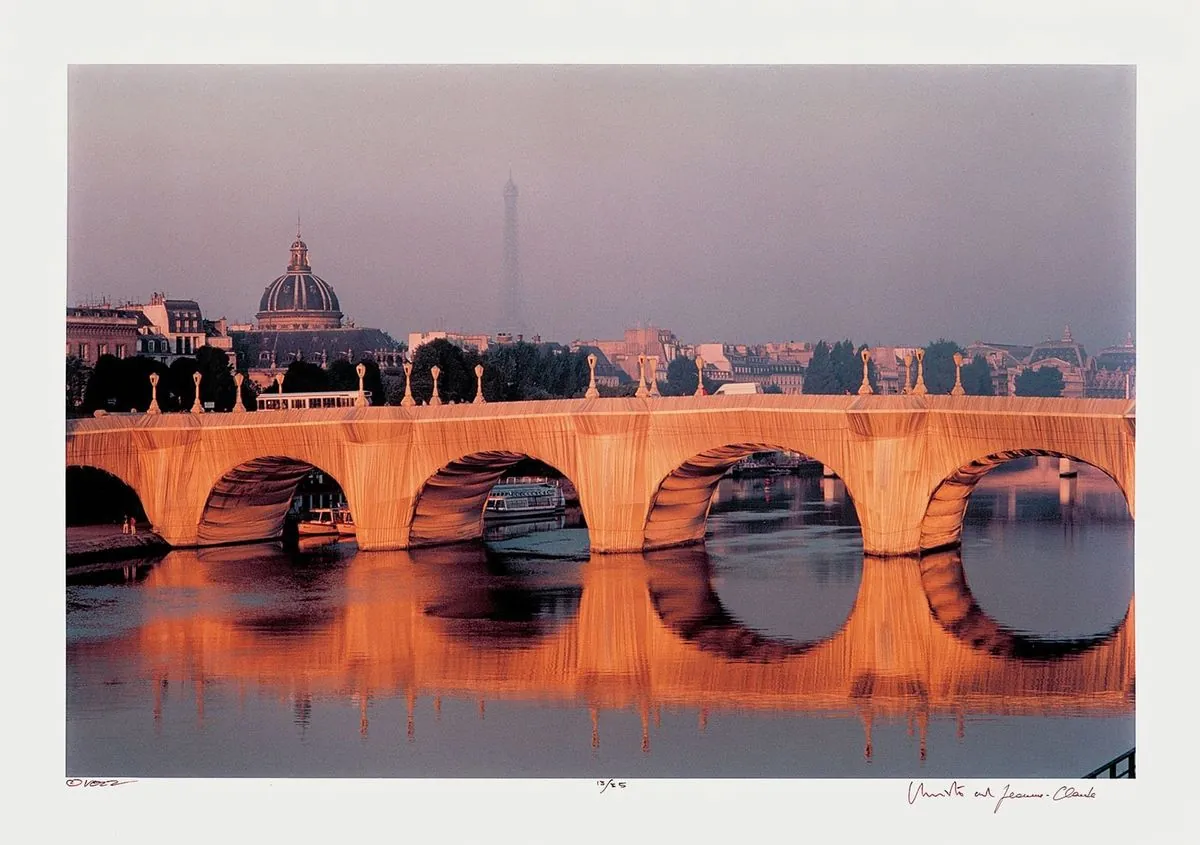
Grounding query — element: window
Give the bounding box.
[176,337,183,355]
[66,342,71,356]
[184,337,192,354]
[116,344,127,359]
[80,343,90,361]
[97,343,108,357]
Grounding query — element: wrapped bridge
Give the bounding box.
[65,394,1135,556]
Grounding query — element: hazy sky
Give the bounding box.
[68,65,1135,352]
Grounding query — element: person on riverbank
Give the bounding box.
[121,515,129,535]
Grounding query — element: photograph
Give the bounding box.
[63,63,1137,782]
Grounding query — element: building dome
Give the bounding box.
[256,227,344,331]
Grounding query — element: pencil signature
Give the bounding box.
[597,778,627,793]
[907,781,1096,813]
[66,778,138,788]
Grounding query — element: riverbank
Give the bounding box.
[66,525,169,566]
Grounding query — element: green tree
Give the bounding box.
[961,353,995,396]
[538,346,590,398]
[383,374,407,406]
[66,356,92,416]
[661,355,717,396]
[921,339,962,395]
[194,346,239,411]
[165,356,200,410]
[282,360,329,393]
[410,339,478,403]
[804,340,877,394]
[81,354,126,413]
[803,342,838,394]
[122,356,172,412]
[1014,366,1065,397]
[481,342,535,401]
[327,359,358,391]
[480,342,590,401]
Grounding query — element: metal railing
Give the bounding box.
[1084,748,1135,779]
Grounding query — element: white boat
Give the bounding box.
[298,506,355,536]
[484,480,566,520]
[297,508,339,536]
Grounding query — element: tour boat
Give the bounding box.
[297,506,355,536]
[484,480,566,519]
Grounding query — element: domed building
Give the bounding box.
[1021,325,1090,398]
[230,226,405,387]
[256,230,343,330]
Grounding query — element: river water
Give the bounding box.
[65,458,1133,778]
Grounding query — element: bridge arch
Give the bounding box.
[918,548,1131,661]
[408,450,587,548]
[643,441,857,550]
[197,455,354,546]
[66,464,148,527]
[919,449,1132,553]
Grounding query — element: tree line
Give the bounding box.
[791,338,1062,397]
[68,347,257,416]
[66,335,1065,417]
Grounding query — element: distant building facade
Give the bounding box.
[408,331,492,357]
[230,228,403,388]
[572,326,683,383]
[66,297,233,368]
[1088,333,1137,398]
[961,327,1134,398]
[66,305,140,363]
[961,341,1034,396]
[570,346,626,388]
[139,293,209,356]
[690,342,805,394]
[868,346,921,395]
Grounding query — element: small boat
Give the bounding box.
[334,506,356,536]
[484,480,566,520]
[297,508,339,535]
[297,507,352,536]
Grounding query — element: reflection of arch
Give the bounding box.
[643,547,842,662]
[409,450,585,547]
[197,456,349,546]
[920,449,1131,552]
[918,548,1129,660]
[411,545,582,648]
[66,464,147,525]
[644,442,855,550]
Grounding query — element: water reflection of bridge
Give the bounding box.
[72,544,1133,753]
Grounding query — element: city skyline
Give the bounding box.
[68,65,1134,358]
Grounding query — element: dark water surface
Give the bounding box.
[66,458,1133,778]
